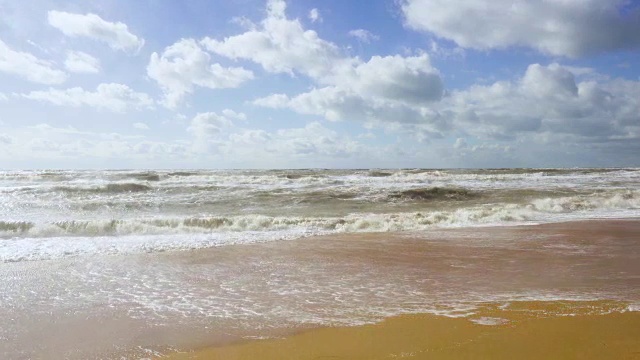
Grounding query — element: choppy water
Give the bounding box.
[1,168,639,358]
[1,168,639,261]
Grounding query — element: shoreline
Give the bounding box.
[161,218,640,359]
[4,218,639,359]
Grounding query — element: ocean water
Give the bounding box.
[1,168,639,261]
[1,168,639,358]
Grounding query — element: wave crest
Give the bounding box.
[54,183,152,194]
[389,187,477,201]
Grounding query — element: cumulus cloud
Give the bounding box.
[0,39,67,84]
[21,83,153,112]
[401,0,640,57]
[48,11,145,52]
[254,53,443,122]
[201,0,344,79]
[257,61,640,162]
[442,63,640,147]
[147,39,254,109]
[308,8,321,23]
[216,1,638,164]
[189,113,232,136]
[348,29,379,43]
[64,51,100,73]
[188,110,247,152]
[205,0,442,126]
[345,54,443,104]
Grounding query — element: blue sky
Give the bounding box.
[0,0,639,169]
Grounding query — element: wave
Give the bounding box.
[368,170,394,177]
[388,187,477,201]
[2,189,638,240]
[125,172,161,182]
[54,183,152,194]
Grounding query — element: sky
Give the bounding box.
[0,0,639,169]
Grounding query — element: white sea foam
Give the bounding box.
[0,230,321,262]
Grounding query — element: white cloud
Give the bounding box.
[348,29,379,43]
[271,122,362,157]
[428,40,465,59]
[344,54,443,104]
[442,63,640,145]
[255,53,443,123]
[520,63,578,98]
[308,8,321,23]
[187,110,246,152]
[48,11,144,52]
[201,0,344,80]
[220,109,247,121]
[0,123,191,167]
[221,122,367,164]
[188,112,233,135]
[64,51,100,73]
[147,39,254,109]
[0,39,67,84]
[453,137,467,149]
[256,61,640,161]
[0,93,7,101]
[401,0,640,57]
[228,129,271,146]
[21,83,153,112]
[133,122,149,130]
[252,93,289,108]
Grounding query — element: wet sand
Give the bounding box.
[165,219,640,359]
[169,301,640,360]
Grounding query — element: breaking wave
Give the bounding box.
[388,187,477,201]
[54,183,153,194]
[2,190,638,241]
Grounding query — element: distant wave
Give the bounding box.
[388,187,477,201]
[54,183,152,194]
[368,170,394,177]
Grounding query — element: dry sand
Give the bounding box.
[168,301,640,360]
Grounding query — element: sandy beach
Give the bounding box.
[2,212,639,358]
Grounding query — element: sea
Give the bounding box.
[1,168,639,358]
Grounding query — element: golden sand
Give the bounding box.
[168,301,640,360]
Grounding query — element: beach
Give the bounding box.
[3,218,636,359]
[1,169,639,358]
[167,219,640,359]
